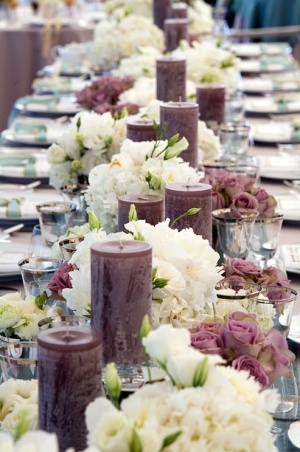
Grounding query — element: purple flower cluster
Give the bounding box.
[202,170,277,216]
[191,312,295,390]
[76,75,139,115]
[223,258,291,288]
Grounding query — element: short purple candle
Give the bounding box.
[38,327,102,452]
[165,182,212,244]
[196,85,225,130]
[160,101,199,168]
[126,118,156,142]
[91,240,152,365]
[164,18,189,52]
[156,57,186,102]
[170,3,188,19]
[118,194,164,231]
[153,0,172,29]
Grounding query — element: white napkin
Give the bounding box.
[242,77,274,92]
[13,124,67,144]
[280,244,300,270]
[239,60,261,72]
[258,156,300,178]
[0,158,50,177]
[252,122,293,141]
[245,97,276,112]
[0,251,24,273]
[231,43,260,57]
[0,199,38,219]
[276,195,300,221]
[24,96,78,113]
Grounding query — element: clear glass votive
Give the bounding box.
[28,224,52,257]
[60,184,88,226]
[59,236,84,260]
[250,214,284,268]
[0,341,38,381]
[18,256,64,298]
[212,208,259,262]
[38,315,90,331]
[219,121,251,161]
[225,90,245,123]
[215,279,262,314]
[36,202,76,246]
[255,286,297,336]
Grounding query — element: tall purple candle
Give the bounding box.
[170,3,188,19]
[156,57,186,102]
[153,0,171,29]
[126,118,156,142]
[118,194,164,231]
[38,327,102,452]
[165,182,212,244]
[196,85,225,131]
[91,241,152,365]
[160,101,199,168]
[164,18,189,52]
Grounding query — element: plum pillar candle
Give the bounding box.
[118,195,164,231]
[91,241,152,367]
[153,0,171,30]
[164,18,189,52]
[170,3,188,19]
[196,85,225,132]
[160,101,199,168]
[165,182,212,244]
[38,327,102,452]
[126,118,156,142]
[156,57,186,102]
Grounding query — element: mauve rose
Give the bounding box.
[223,259,262,281]
[257,267,291,288]
[231,355,269,389]
[251,187,277,216]
[221,175,244,198]
[212,192,225,210]
[219,319,261,349]
[48,261,77,297]
[257,343,292,386]
[191,322,221,334]
[236,174,255,192]
[231,192,259,210]
[191,330,225,356]
[226,312,258,323]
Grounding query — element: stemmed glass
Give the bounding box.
[250,214,284,269]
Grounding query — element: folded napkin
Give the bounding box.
[0,198,38,218]
[0,251,25,273]
[21,95,78,113]
[0,155,49,177]
[258,156,300,177]
[253,122,293,141]
[280,244,300,270]
[276,195,300,220]
[231,43,260,57]
[245,98,276,112]
[11,122,67,144]
[242,77,273,92]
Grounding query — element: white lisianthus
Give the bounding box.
[13,313,45,341]
[0,298,22,332]
[0,431,60,452]
[1,404,38,434]
[47,143,67,164]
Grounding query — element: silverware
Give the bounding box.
[19,180,41,190]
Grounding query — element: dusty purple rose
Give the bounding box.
[191,322,221,334]
[232,355,269,389]
[212,191,226,210]
[231,191,259,210]
[191,330,225,356]
[219,319,261,349]
[48,261,77,297]
[251,187,277,217]
[225,312,258,323]
[257,267,291,288]
[223,259,262,281]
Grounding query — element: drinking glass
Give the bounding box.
[0,341,38,381]
[212,208,259,262]
[28,224,52,257]
[215,279,262,314]
[250,214,284,269]
[60,184,88,226]
[270,364,299,420]
[18,257,63,298]
[225,90,245,122]
[38,315,90,331]
[219,121,251,161]
[36,202,76,246]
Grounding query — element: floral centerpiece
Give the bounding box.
[87,15,165,71]
[75,75,140,115]
[58,217,223,327]
[85,136,199,232]
[202,169,277,214]
[191,311,295,390]
[47,110,127,189]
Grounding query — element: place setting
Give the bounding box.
[230,42,292,59]
[251,119,300,145]
[257,154,300,180]
[32,75,90,95]
[242,72,300,95]
[12,94,83,117]
[0,150,49,184]
[244,93,300,116]
[239,56,298,75]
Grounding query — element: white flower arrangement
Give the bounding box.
[85,324,278,452]
[172,40,241,93]
[0,292,50,341]
[103,0,152,20]
[61,217,223,327]
[88,15,165,70]
[188,0,214,35]
[47,110,127,189]
[112,46,162,79]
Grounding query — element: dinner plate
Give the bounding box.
[276,195,300,223]
[1,120,68,147]
[280,244,300,276]
[245,95,300,116]
[258,155,300,180]
[14,95,82,115]
[288,314,300,343]
[239,57,298,74]
[230,42,292,58]
[252,121,300,144]
[0,242,28,283]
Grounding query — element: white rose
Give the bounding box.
[142,324,191,365]
[166,348,210,387]
[0,299,23,332]
[47,143,67,164]
[14,313,44,340]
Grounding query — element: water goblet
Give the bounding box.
[18,256,64,298]
[219,121,251,162]
[36,202,76,246]
[59,236,84,260]
[250,214,284,269]
[212,208,259,263]
[28,224,52,257]
[60,184,88,226]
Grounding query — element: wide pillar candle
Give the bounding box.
[118,194,164,231]
[38,327,102,452]
[156,57,186,102]
[153,0,171,30]
[170,3,188,19]
[126,118,156,142]
[196,85,225,132]
[164,18,189,52]
[165,182,212,244]
[160,101,199,168]
[91,241,152,365]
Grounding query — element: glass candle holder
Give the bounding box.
[0,341,38,381]
[214,279,262,316]
[36,202,76,246]
[250,214,284,268]
[219,121,251,162]
[38,315,90,331]
[59,236,84,260]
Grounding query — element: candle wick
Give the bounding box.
[186,177,191,189]
[179,96,182,103]
[119,238,124,250]
[62,326,74,342]
[138,196,149,201]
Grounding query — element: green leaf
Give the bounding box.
[35,291,48,310]
[192,356,209,387]
[76,116,81,130]
[152,266,158,280]
[15,413,30,441]
[130,428,143,452]
[160,430,182,451]
[88,211,101,230]
[104,363,122,408]
[153,278,169,289]
[170,207,201,229]
[140,314,151,339]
